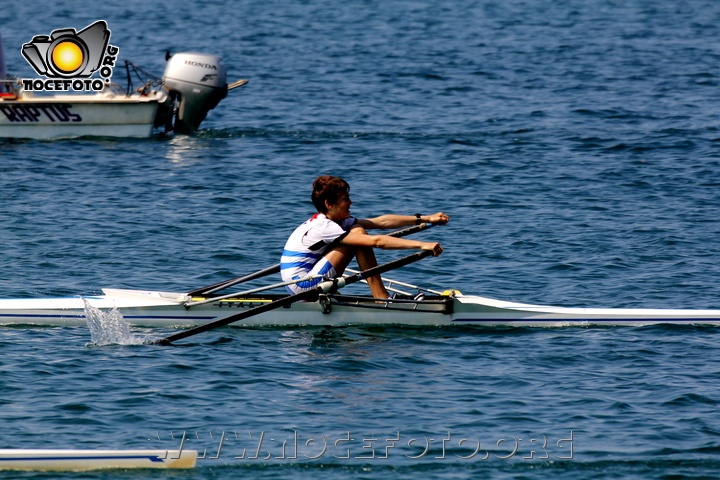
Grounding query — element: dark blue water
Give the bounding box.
[2,1,720,478]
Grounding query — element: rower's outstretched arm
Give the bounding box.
[358,212,449,230]
[341,226,444,256]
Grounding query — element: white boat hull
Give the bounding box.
[0,449,197,471]
[0,91,166,140]
[1,288,720,327]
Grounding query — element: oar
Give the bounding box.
[152,250,433,346]
[188,222,435,296]
[187,264,280,297]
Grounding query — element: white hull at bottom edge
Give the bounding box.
[0,449,197,471]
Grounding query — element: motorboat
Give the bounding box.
[1,34,247,140]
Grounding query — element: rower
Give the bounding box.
[280,176,449,298]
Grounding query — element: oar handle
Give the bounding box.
[385,222,434,239]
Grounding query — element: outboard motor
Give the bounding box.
[161,52,228,134]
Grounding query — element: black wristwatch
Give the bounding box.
[415,213,422,225]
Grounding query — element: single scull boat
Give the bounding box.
[2,226,718,329]
[1,285,720,328]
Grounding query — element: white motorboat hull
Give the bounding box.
[0,90,166,140]
[0,449,197,471]
[1,288,720,328]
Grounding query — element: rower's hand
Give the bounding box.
[427,212,450,225]
[422,242,444,256]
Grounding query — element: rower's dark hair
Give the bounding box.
[312,176,350,213]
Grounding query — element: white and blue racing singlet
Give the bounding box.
[281,213,357,292]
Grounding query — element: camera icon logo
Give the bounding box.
[22,20,110,79]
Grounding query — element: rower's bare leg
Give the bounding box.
[323,244,388,298]
[356,246,389,299]
[322,245,355,276]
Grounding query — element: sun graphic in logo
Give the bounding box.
[51,41,85,74]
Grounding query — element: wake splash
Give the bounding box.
[83,298,148,346]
